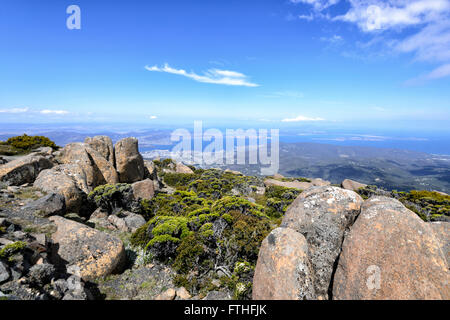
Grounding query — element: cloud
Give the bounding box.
[0,107,29,113]
[294,0,450,82]
[334,0,449,32]
[320,34,343,44]
[145,63,259,87]
[149,115,158,119]
[40,109,69,115]
[281,115,325,122]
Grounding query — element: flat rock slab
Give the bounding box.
[0,154,53,186]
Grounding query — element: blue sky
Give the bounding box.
[0,0,449,130]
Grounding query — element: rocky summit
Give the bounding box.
[0,134,448,300]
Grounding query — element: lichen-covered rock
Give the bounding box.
[264,178,311,190]
[0,154,53,186]
[341,179,367,191]
[281,186,363,299]
[333,197,450,300]
[114,138,145,183]
[60,142,119,188]
[132,179,155,200]
[430,222,450,265]
[84,136,115,165]
[34,164,88,214]
[49,216,126,281]
[252,227,315,300]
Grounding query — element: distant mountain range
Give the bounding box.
[1,129,449,193]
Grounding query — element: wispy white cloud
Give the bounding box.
[149,115,158,119]
[40,109,69,115]
[320,34,343,44]
[145,63,259,87]
[293,0,450,82]
[281,115,325,122]
[0,107,29,113]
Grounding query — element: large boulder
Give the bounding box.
[0,154,53,186]
[310,178,330,187]
[264,179,312,190]
[49,216,126,281]
[281,186,363,299]
[84,136,115,165]
[341,179,367,191]
[252,227,315,300]
[34,164,89,213]
[132,179,155,200]
[60,143,119,189]
[333,197,450,300]
[114,138,145,183]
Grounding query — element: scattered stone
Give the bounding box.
[333,197,450,300]
[341,179,367,191]
[253,227,315,300]
[114,138,145,183]
[155,288,176,300]
[176,287,192,300]
[49,216,126,281]
[203,290,232,300]
[0,154,53,186]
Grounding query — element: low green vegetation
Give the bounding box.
[0,241,27,260]
[0,134,58,155]
[356,185,450,222]
[129,166,295,299]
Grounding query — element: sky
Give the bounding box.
[0,0,450,132]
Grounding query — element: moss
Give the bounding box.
[221,213,233,224]
[164,172,196,188]
[212,196,266,218]
[0,241,27,259]
[199,223,214,238]
[173,233,207,274]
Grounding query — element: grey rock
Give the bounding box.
[22,193,66,217]
[0,154,53,186]
[84,136,115,165]
[280,186,363,300]
[203,290,232,300]
[28,263,56,285]
[124,213,146,232]
[0,260,10,283]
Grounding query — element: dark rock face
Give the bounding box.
[114,138,145,183]
[280,186,363,299]
[49,216,126,282]
[0,154,53,186]
[333,197,449,300]
[0,261,10,283]
[22,193,66,217]
[253,227,315,300]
